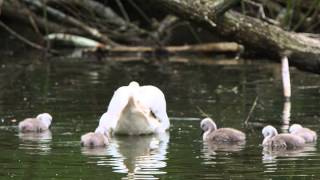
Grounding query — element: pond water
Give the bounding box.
[1,55,320,179]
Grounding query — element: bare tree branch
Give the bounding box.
[22,0,118,46]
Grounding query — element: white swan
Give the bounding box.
[95,81,170,135]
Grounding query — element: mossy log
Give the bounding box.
[147,0,320,73]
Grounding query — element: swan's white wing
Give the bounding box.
[107,87,132,116]
[97,83,170,134]
[97,86,132,131]
[137,86,170,131]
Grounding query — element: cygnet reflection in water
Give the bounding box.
[19,130,52,141]
[18,130,52,155]
[81,146,109,156]
[81,132,169,178]
[203,141,246,154]
[262,144,317,164]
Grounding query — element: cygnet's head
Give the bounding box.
[18,119,35,132]
[200,118,217,132]
[80,132,109,147]
[36,113,52,128]
[262,125,278,138]
[289,124,303,133]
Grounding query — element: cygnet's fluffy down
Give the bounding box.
[18,113,52,133]
[262,125,306,149]
[289,124,317,143]
[200,118,246,143]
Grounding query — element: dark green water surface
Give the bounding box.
[1,56,320,179]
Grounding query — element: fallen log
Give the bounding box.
[46,33,243,54]
[147,0,320,73]
[109,42,242,53]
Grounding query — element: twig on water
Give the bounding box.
[244,96,259,125]
[196,106,210,118]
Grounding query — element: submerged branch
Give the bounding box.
[244,96,259,126]
[101,42,243,54]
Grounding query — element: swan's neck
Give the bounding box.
[209,124,217,133]
[262,136,271,145]
[203,131,210,140]
[211,122,218,131]
[97,112,117,133]
[263,131,276,146]
[209,127,216,133]
[203,127,215,140]
[95,126,109,136]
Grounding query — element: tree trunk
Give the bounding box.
[147,0,320,73]
[0,0,3,15]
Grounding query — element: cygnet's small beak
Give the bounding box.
[89,141,94,147]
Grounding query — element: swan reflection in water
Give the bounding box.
[81,132,169,179]
[18,130,52,155]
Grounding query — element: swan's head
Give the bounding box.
[262,125,278,138]
[200,118,217,132]
[36,113,52,128]
[80,132,109,147]
[289,124,303,133]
